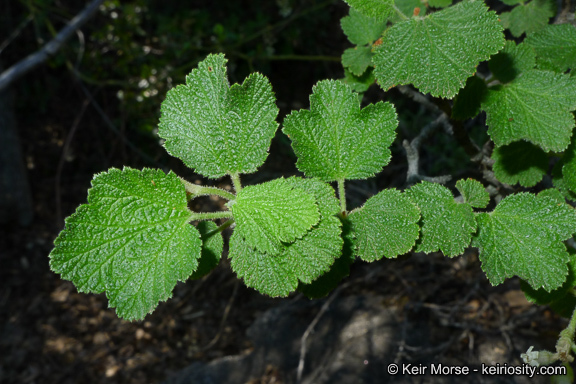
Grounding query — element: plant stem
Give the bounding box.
[337,178,347,215]
[179,178,236,200]
[190,211,234,222]
[230,172,242,193]
[556,305,576,362]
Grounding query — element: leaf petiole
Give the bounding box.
[189,211,234,222]
[179,177,236,200]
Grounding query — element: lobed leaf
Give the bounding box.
[340,8,387,46]
[348,189,420,261]
[474,193,576,291]
[491,141,549,188]
[283,80,397,182]
[373,0,504,98]
[499,0,555,38]
[407,181,476,257]
[482,70,576,152]
[229,177,320,255]
[158,54,278,178]
[49,167,201,320]
[455,179,489,209]
[525,24,576,73]
[229,177,342,296]
[342,0,394,21]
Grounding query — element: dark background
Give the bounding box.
[0,1,569,383]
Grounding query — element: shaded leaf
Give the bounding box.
[189,221,223,280]
[342,46,373,76]
[525,24,576,73]
[488,41,535,83]
[492,141,549,187]
[452,76,488,120]
[499,0,555,38]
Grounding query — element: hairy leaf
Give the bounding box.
[474,193,576,291]
[525,24,576,73]
[456,179,489,209]
[564,138,576,193]
[342,68,376,93]
[349,189,420,261]
[373,0,504,98]
[429,0,452,7]
[499,0,555,38]
[342,46,373,76]
[492,141,549,187]
[229,177,342,296]
[482,70,576,152]
[488,41,535,83]
[283,80,397,182]
[341,8,386,45]
[407,181,476,257]
[230,178,320,255]
[159,54,278,178]
[49,167,201,320]
[553,160,576,202]
[342,0,394,21]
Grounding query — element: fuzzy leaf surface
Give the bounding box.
[482,70,576,152]
[407,181,476,257]
[349,189,420,261]
[342,0,394,21]
[492,141,548,187]
[474,193,576,291]
[341,8,387,45]
[525,24,576,73]
[373,0,504,98]
[230,178,320,255]
[456,179,489,208]
[283,80,397,182]
[564,139,576,193]
[49,167,201,320]
[159,54,278,178]
[499,0,555,38]
[229,178,342,296]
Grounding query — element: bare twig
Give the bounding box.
[0,0,104,92]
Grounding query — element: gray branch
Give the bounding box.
[0,0,104,92]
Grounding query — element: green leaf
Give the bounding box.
[525,24,576,73]
[392,0,427,21]
[158,54,279,179]
[488,41,536,83]
[452,76,488,120]
[342,68,376,93]
[348,189,420,261]
[229,177,320,254]
[456,179,490,208]
[407,181,476,257]
[563,138,576,194]
[553,160,576,202]
[342,0,394,21]
[474,193,576,291]
[373,0,504,98]
[342,46,373,76]
[189,221,223,280]
[521,249,576,318]
[499,0,555,38]
[538,188,566,204]
[283,80,397,182]
[340,8,387,45]
[482,70,576,152]
[429,0,452,8]
[492,141,549,187]
[229,177,342,296]
[49,167,201,320]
